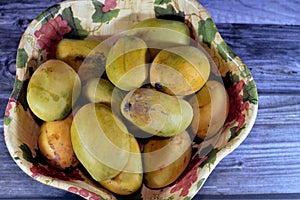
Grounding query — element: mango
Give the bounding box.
[143,131,192,188]
[27,59,81,121]
[82,78,114,105]
[150,46,210,96]
[38,114,79,170]
[56,39,111,81]
[120,88,193,137]
[106,35,149,91]
[56,39,100,72]
[189,80,230,139]
[71,103,131,181]
[129,18,191,58]
[100,135,143,195]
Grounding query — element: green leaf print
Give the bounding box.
[229,124,246,141]
[35,4,60,25]
[182,197,191,200]
[243,80,258,104]
[19,144,36,164]
[223,71,240,89]
[74,18,90,38]
[154,0,172,5]
[197,178,206,189]
[19,144,46,165]
[217,41,236,61]
[201,148,219,167]
[61,7,89,39]
[11,79,29,111]
[241,64,252,78]
[16,49,28,69]
[4,117,12,126]
[167,196,175,200]
[198,18,218,48]
[154,4,185,21]
[92,1,120,23]
[45,179,54,184]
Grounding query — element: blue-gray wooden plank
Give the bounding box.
[0,0,300,199]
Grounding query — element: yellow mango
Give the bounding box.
[56,39,111,81]
[100,135,143,195]
[38,114,79,170]
[189,80,230,139]
[27,59,81,121]
[129,18,191,58]
[56,39,100,72]
[143,131,192,188]
[150,46,210,96]
[106,35,149,91]
[82,78,114,105]
[120,88,193,137]
[71,103,131,181]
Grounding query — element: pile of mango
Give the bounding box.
[26,18,229,195]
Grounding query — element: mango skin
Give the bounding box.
[56,39,111,81]
[100,135,143,195]
[143,131,192,189]
[106,36,149,91]
[27,59,81,121]
[82,78,114,105]
[56,39,100,72]
[130,18,191,58]
[121,88,193,137]
[71,103,131,181]
[38,114,79,170]
[189,80,230,139]
[150,46,210,96]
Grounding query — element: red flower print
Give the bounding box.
[34,16,72,59]
[5,103,11,117]
[89,192,101,200]
[170,156,208,197]
[5,98,18,117]
[30,164,84,181]
[102,0,117,12]
[226,80,249,133]
[79,188,89,198]
[89,196,101,200]
[67,186,101,200]
[68,186,79,193]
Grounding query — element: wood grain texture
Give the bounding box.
[200,0,300,25]
[0,0,300,199]
[216,23,300,94]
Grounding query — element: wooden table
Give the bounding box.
[1,0,299,199]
